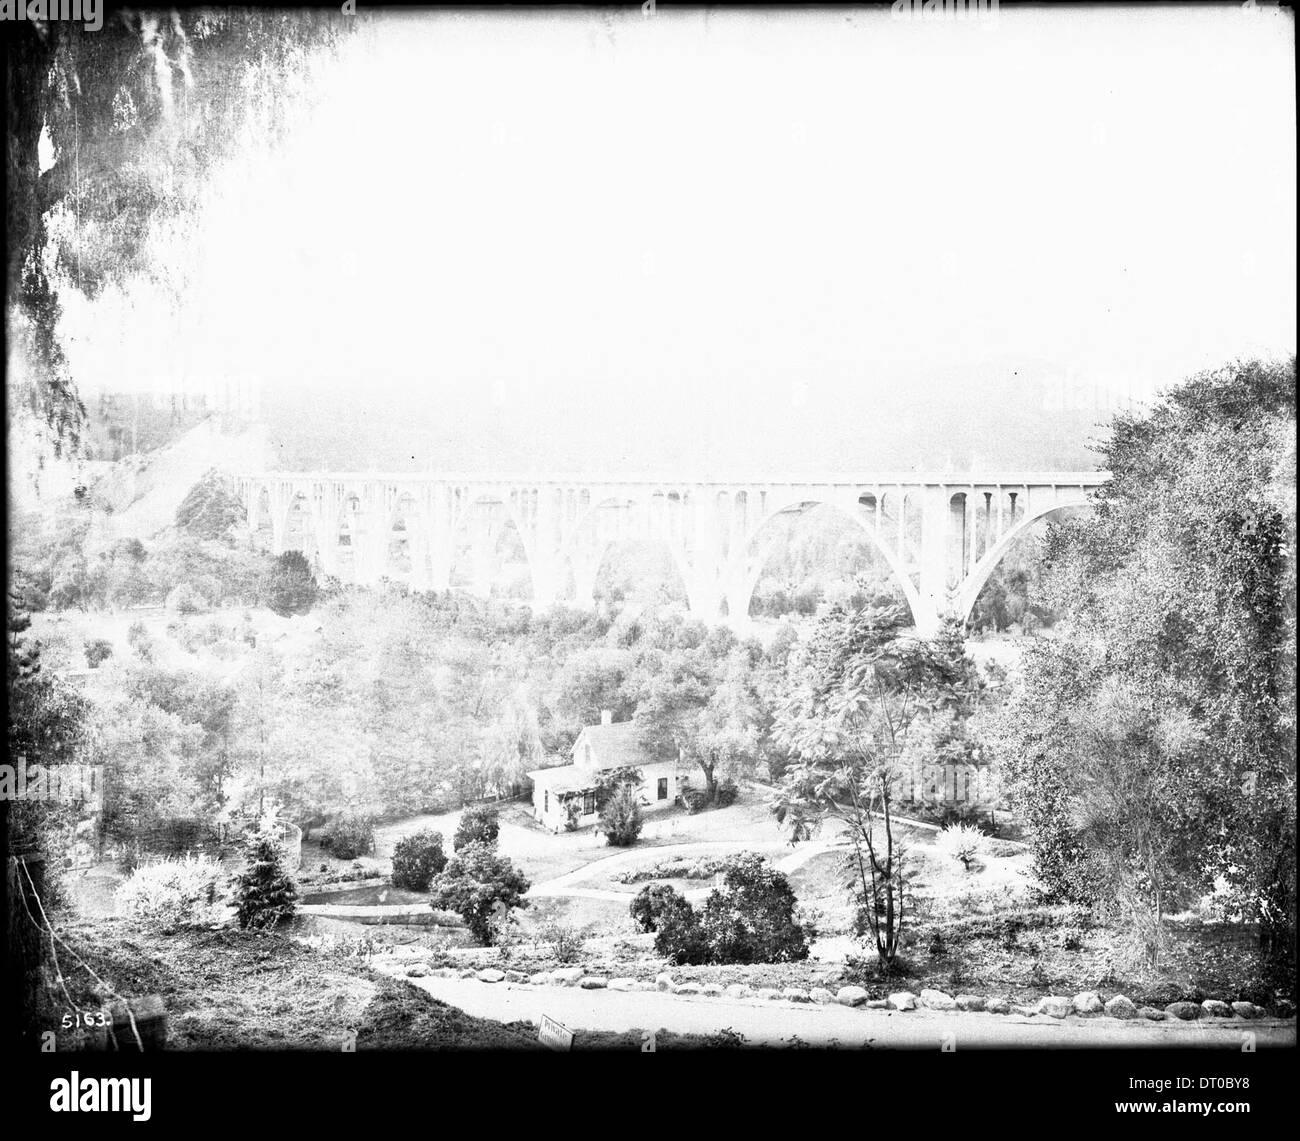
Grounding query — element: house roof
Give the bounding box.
[573,721,667,770]
[525,766,598,794]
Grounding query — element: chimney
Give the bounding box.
[600,709,613,726]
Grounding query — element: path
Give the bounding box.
[379,968,1296,1049]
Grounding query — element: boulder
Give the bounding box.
[985,997,1011,1014]
[1010,1004,1037,1018]
[1138,1006,1168,1021]
[579,975,608,990]
[673,983,701,996]
[920,988,957,1011]
[476,968,505,983]
[809,988,836,1005]
[725,984,752,999]
[1165,1001,1200,1021]
[404,965,428,978]
[1104,995,1137,1020]
[955,994,986,1012]
[608,978,638,992]
[1231,1001,1263,1020]
[701,984,723,997]
[783,988,812,1003]
[837,986,870,1007]
[504,970,527,984]
[865,999,890,1009]
[887,991,918,1011]
[1036,996,1072,1019]
[457,968,478,979]
[1073,991,1104,1015]
[755,987,784,1002]
[1201,999,1233,1018]
[552,967,585,985]
[655,972,676,992]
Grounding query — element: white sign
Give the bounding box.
[538,1014,573,1052]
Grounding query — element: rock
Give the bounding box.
[552,967,585,985]
[404,965,428,978]
[504,970,527,984]
[1201,999,1233,1018]
[955,994,986,1012]
[865,999,889,1009]
[920,988,957,1011]
[809,988,836,1005]
[1010,1004,1037,1018]
[1073,991,1104,1015]
[432,967,456,978]
[838,986,870,1007]
[673,983,701,996]
[725,984,752,999]
[476,968,505,983]
[628,980,654,992]
[579,976,608,990]
[529,971,552,985]
[887,991,918,1011]
[457,968,477,979]
[783,988,811,1003]
[1036,996,1071,1019]
[1165,1001,1201,1021]
[655,972,676,992]
[758,987,785,1001]
[1138,1007,1168,1021]
[985,997,1011,1014]
[608,977,638,992]
[1231,1001,1262,1019]
[701,984,723,997]
[1104,995,1137,1020]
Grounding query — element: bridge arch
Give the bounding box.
[724,496,923,627]
[447,489,536,601]
[954,493,1092,624]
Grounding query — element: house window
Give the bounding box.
[544,790,549,813]
[583,790,596,815]
[657,777,668,801]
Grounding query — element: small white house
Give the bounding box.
[527,711,679,832]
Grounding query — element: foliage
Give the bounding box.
[427,842,530,945]
[235,819,300,930]
[934,822,988,871]
[629,883,688,933]
[390,830,447,892]
[83,638,114,668]
[715,777,740,807]
[176,470,247,539]
[166,583,209,615]
[266,550,319,617]
[453,804,501,852]
[319,813,376,861]
[539,918,587,963]
[116,855,224,929]
[697,853,809,964]
[594,766,644,846]
[614,853,750,884]
[651,891,710,965]
[126,619,154,662]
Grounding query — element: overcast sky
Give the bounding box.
[62,5,1295,436]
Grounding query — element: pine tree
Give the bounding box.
[236,820,299,930]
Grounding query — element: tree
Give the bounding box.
[390,829,447,892]
[597,771,644,847]
[771,602,980,970]
[453,804,500,852]
[428,841,530,945]
[265,550,318,616]
[236,816,299,929]
[698,853,809,964]
[1032,357,1296,961]
[175,470,247,540]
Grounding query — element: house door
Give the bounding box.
[657,777,668,801]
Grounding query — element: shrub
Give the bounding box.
[681,787,710,814]
[428,841,530,944]
[165,583,209,615]
[265,550,318,617]
[715,778,739,808]
[935,822,988,871]
[630,883,687,933]
[390,829,447,891]
[599,783,643,847]
[175,470,247,540]
[84,638,114,668]
[453,804,500,852]
[236,820,299,929]
[539,919,586,963]
[116,855,224,928]
[319,813,375,860]
[126,620,154,662]
[653,892,709,964]
[699,852,809,964]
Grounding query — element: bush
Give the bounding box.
[265,550,318,617]
[539,919,586,963]
[699,853,809,964]
[599,783,643,847]
[935,822,988,871]
[681,787,710,814]
[175,470,247,540]
[715,778,739,808]
[390,829,447,891]
[126,620,154,662]
[653,892,710,964]
[166,583,209,615]
[428,841,530,944]
[236,821,299,929]
[116,855,224,928]
[84,638,114,668]
[319,813,375,860]
[453,804,500,852]
[630,883,687,933]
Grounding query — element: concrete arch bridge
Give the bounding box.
[235,471,1108,633]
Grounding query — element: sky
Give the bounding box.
[56,5,1296,469]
